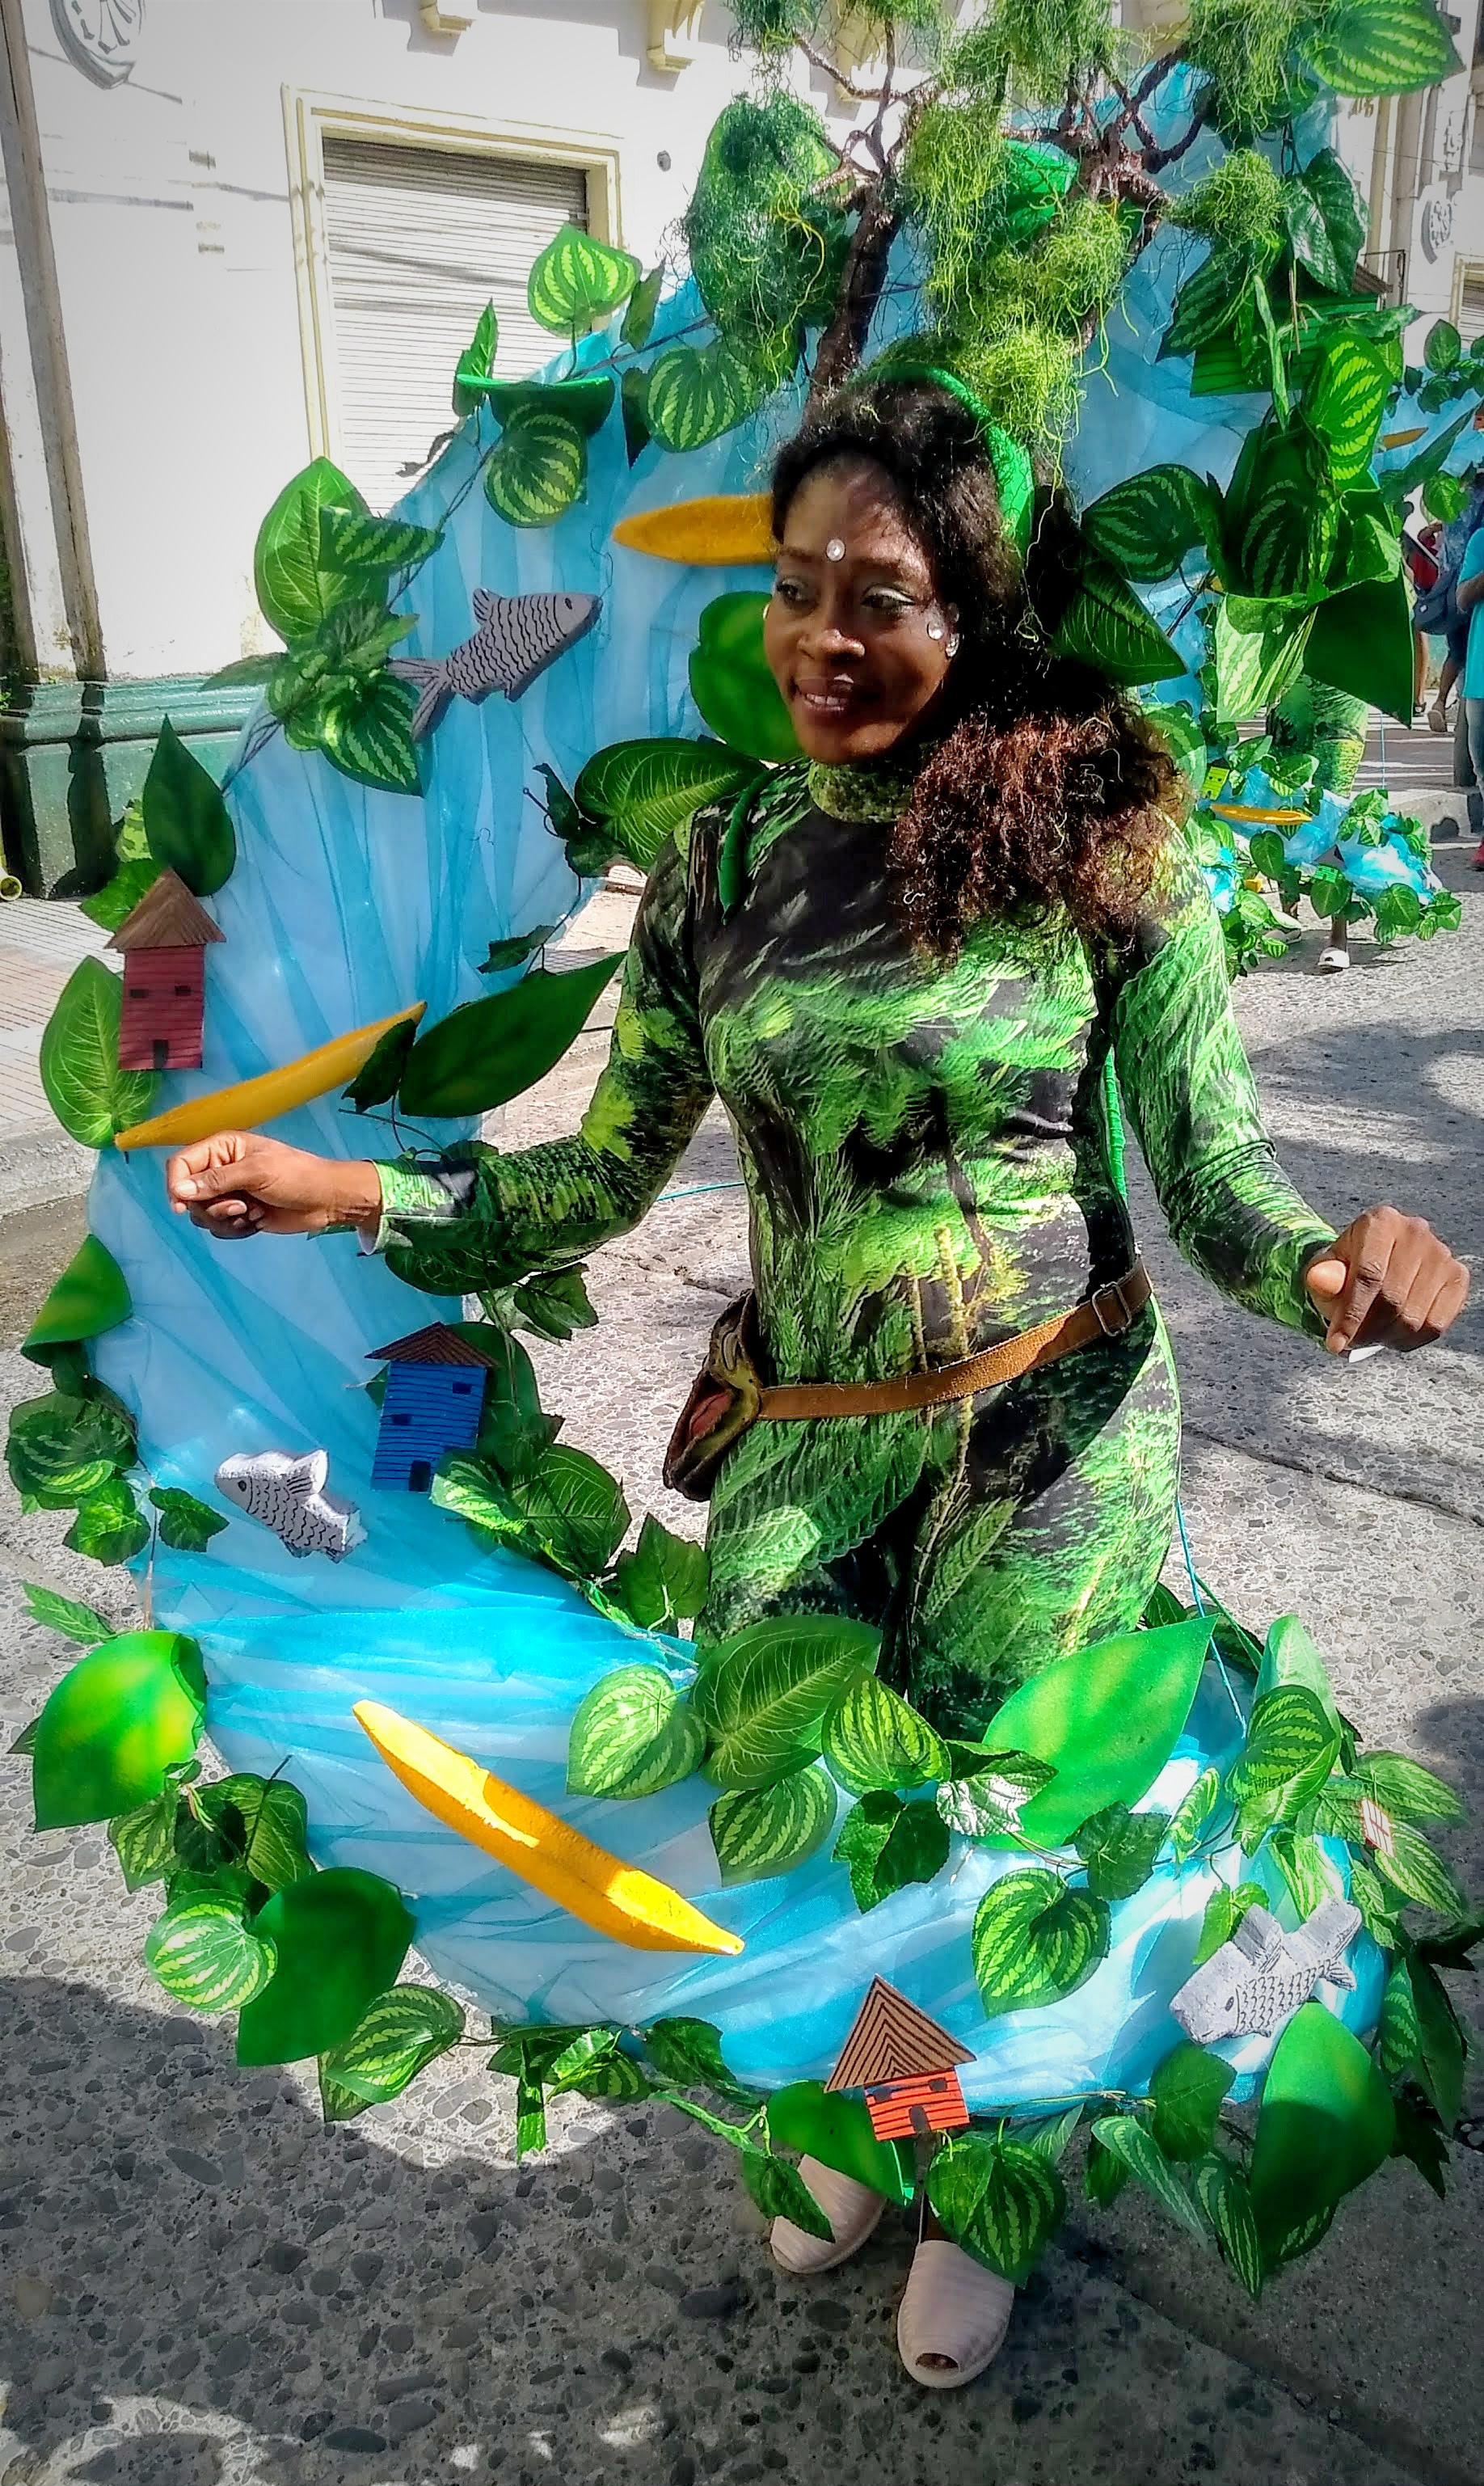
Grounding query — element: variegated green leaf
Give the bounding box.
[1268,1827,1341,1919]
[1212,599,1313,727]
[1191,2153,1264,2298]
[1371,1821,1465,1918]
[1052,559,1183,686]
[452,298,496,415]
[1073,1801,1170,1901]
[694,1615,879,1792]
[145,1896,276,2012]
[972,1868,1110,2018]
[485,407,587,529]
[1300,150,1364,287]
[318,508,443,576]
[1376,1957,1421,2078]
[527,223,639,333]
[927,2134,1065,2283]
[1168,1764,1223,1862]
[644,342,762,454]
[1301,0,1462,99]
[314,670,420,796]
[822,1674,947,1795]
[1355,1751,1465,1829]
[1301,341,1391,491]
[1090,2114,1205,2237]
[254,458,367,640]
[567,1665,705,1800]
[1193,1879,1267,1966]
[1081,466,1213,582]
[709,1768,836,1885]
[1225,418,1337,601]
[575,738,763,873]
[320,1985,464,2104]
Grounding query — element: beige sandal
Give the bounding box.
[896,2237,1015,2389]
[769,2158,886,2275]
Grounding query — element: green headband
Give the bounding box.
[869,358,1035,560]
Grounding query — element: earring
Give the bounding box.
[946,631,961,656]
[925,619,946,641]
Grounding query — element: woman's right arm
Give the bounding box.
[168,830,715,1297]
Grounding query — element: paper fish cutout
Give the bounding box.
[1171,1893,1360,2045]
[391,589,601,737]
[214,1449,361,1561]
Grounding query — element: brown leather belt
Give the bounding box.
[756,1260,1153,1421]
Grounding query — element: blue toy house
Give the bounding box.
[369,1323,499,1493]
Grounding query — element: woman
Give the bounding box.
[167,378,1468,2385]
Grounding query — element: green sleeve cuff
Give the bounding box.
[365,1159,466,1255]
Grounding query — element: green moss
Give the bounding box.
[1169,150,1286,251]
[1185,0,1326,138]
[682,92,848,386]
[995,0,1115,99]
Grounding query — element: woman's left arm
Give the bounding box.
[1108,842,1469,1353]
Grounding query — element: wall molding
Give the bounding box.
[646,2,704,72]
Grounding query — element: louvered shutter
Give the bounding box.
[1457,265,1484,345]
[321,136,588,509]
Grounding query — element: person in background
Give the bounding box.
[1452,502,1484,867]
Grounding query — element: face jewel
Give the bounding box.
[825,537,846,562]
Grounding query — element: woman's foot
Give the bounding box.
[896,2236,1016,2389]
[769,2159,885,2275]
[1316,943,1350,974]
[1429,700,1449,733]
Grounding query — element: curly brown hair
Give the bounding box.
[769,380,1183,960]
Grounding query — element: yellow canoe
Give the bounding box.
[113,1002,425,1152]
[612,492,774,568]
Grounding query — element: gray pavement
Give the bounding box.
[1,859,1482,2486]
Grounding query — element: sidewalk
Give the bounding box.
[0,896,108,1214]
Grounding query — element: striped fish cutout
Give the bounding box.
[390,588,601,737]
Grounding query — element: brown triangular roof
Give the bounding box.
[825,1977,974,2093]
[108,868,224,951]
[369,1321,502,1370]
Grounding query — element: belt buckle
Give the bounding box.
[1091,1273,1132,1336]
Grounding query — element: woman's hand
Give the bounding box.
[166,1133,382,1243]
[1305,1208,1469,1353]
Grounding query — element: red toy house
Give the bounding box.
[825,1975,974,2143]
[109,869,223,1071]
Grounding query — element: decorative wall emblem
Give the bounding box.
[50,0,143,87]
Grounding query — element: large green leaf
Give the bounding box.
[1161,245,1260,361]
[108,1783,180,1890]
[254,457,366,640]
[709,1768,837,1885]
[1226,1683,1339,1851]
[1052,559,1184,686]
[1149,2041,1234,2162]
[480,376,615,438]
[1090,2114,1205,2237]
[65,1479,150,1567]
[39,957,158,1147]
[1305,572,1414,724]
[145,1895,276,2012]
[1281,178,1341,293]
[1073,1800,1170,1901]
[1191,2153,1265,2298]
[566,1665,705,1800]
[1301,0,1462,96]
[319,1986,464,2106]
[314,670,421,797]
[237,1868,413,2066]
[1371,1822,1466,1918]
[527,223,639,333]
[767,2079,913,2203]
[149,1486,229,1553]
[6,1388,135,1509]
[22,1235,131,1358]
[1212,598,1313,727]
[1354,1750,1465,1830]
[822,1674,947,1796]
[645,343,761,454]
[689,592,801,763]
[1080,466,1213,582]
[1248,2003,1394,2268]
[318,507,444,576]
[1301,340,1391,491]
[196,1773,313,1893]
[927,2134,1065,2283]
[610,1513,709,1629]
[833,1789,950,1910]
[20,1581,116,1647]
[1224,417,1337,601]
[398,952,620,1117]
[80,855,163,934]
[972,1616,1212,1848]
[738,2146,832,2240]
[485,407,588,529]
[1300,150,1364,288]
[32,1632,205,1830]
[574,737,763,874]
[972,1867,1111,2016]
[694,1614,879,1792]
[643,2014,753,2100]
[139,720,235,897]
[508,1445,629,1577]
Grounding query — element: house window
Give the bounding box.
[319,135,589,509]
[1457,261,1484,346]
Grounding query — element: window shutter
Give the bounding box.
[321,136,589,509]
[1457,264,1484,346]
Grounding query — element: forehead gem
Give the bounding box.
[825,537,846,563]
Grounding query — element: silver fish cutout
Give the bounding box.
[1171,1893,1360,2045]
[390,588,601,737]
[214,1449,361,1562]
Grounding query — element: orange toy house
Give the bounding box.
[825,1976,974,2143]
[109,870,223,1071]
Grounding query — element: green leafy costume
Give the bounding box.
[377,761,1336,1734]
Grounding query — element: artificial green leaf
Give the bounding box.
[1354,1751,1465,1830]
[22,1235,131,1360]
[508,1445,629,1578]
[527,222,639,333]
[610,1512,709,1628]
[1330,485,1402,593]
[574,737,763,874]
[32,1631,205,1830]
[6,1389,134,1509]
[1406,1956,1466,2126]
[452,298,497,414]
[643,2015,752,2100]
[1249,2003,1394,2267]
[343,1015,418,1113]
[1422,471,1467,522]
[1301,0,1461,97]
[567,1665,705,1800]
[972,1617,1212,1849]
[515,2076,546,2158]
[972,1868,1111,2017]
[1389,2091,1450,2200]
[318,508,442,576]
[1225,1684,1339,1851]
[254,457,366,639]
[1414,1914,1484,1970]
[709,1768,836,1885]
[1282,178,1341,293]
[320,1985,464,2104]
[1371,1821,1466,1918]
[39,957,158,1147]
[645,342,761,454]
[926,2134,1065,2283]
[622,264,664,349]
[1084,2129,1131,2204]
[833,1790,951,1912]
[739,2146,832,2239]
[1347,1854,1404,1951]
[689,592,801,763]
[1269,1826,1339,1919]
[934,1749,1056,1842]
[1376,1956,1421,2079]
[1161,245,1260,361]
[1305,572,1413,724]
[1191,2153,1264,2298]
[237,1868,413,2066]
[1089,2115,1205,2237]
[1169,1765,1224,1863]
[480,376,615,437]
[108,1787,179,1890]
[1301,340,1391,492]
[1149,2041,1235,2162]
[1052,559,1184,685]
[20,1581,116,1647]
[621,364,651,466]
[506,1266,597,1345]
[196,1774,313,1893]
[767,2080,913,2204]
[479,924,559,976]
[398,952,620,1117]
[823,1674,947,1796]
[1147,702,1208,796]
[1223,416,1336,601]
[694,1614,879,1792]
[1073,1802,1170,1901]
[145,1895,276,2012]
[80,857,163,932]
[314,670,421,796]
[1080,466,1213,581]
[148,1487,228,1553]
[485,407,588,528]
[65,1480,150,1568]
[1193,1879,1267,1966]
[1018,2105,1083,2164]
[1300,150,1364,286]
